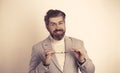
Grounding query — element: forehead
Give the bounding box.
[49,16,64,23]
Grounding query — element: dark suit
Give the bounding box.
[29,36,95,73]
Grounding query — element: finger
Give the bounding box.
[45,50,55,57]
[71,48,83,56]
[71,48,79,52]
[71,48,80,54]
[72,48,84,53]
[47,50,55,54]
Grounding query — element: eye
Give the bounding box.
[59,22,64,25]
[49,22,56,26]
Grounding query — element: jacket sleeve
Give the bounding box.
[78,58,95,73]
[76,40,95,73]
[29,46,49,73]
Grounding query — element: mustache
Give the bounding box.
[54,29,64,33]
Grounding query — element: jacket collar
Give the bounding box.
[42,36,72,72]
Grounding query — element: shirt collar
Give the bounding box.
[49,35,65,44]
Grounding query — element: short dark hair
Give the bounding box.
[44,9,66,25]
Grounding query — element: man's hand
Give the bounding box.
[43,49,55,66]
[71,48,86,64]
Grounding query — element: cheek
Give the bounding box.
[62,25,66,30]
[49,27,56,33]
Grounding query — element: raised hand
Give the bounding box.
[43,49,55,66]
[71,48,86,64]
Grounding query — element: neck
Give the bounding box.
[49,35,64,43]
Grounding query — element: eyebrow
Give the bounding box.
[50,20,64,23]
[59,20,65,23]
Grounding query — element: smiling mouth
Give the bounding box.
[55,31,63,34]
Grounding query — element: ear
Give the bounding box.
[46,25,49,31]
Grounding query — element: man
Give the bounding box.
[29,9,95,73]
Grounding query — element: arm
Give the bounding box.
[29,46,41,73]
[78,58,95,73]
[72,40,95,73]
[78,41,95,73]
[29,46,54,73]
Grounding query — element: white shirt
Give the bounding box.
[50,36,65,71]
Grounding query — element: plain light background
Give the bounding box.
[0,0,120,73]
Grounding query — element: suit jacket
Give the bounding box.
[29,36,95,73]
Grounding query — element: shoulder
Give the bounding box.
[65,36,83,44]
[32,36,49,49]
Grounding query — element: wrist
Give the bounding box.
[43,63,50,66]
[43,61,50,66]
[79,58,86,64]
[42,63,49,70]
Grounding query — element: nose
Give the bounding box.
[55,24,60,29]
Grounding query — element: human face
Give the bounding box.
[47,16,66,40]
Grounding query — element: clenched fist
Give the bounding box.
[71,48,86,64]
[43,49,55,66]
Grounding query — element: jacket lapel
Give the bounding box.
[64,36,72,54]
[52,54,62,72]
[42,36,62,72]
[63,36,73,72]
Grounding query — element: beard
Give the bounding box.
[50,29,65,40]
